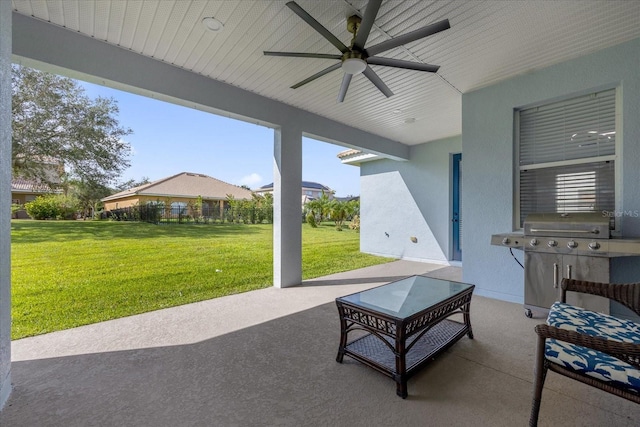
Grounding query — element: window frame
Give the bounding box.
[513,86,621,231]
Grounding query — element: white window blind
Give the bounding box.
[518,89,616,227]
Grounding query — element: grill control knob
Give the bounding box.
[502,237,510,245]
[588,241,601,250]
[529,238,539,246]
[567,240,578,249]
[548,240,558,247]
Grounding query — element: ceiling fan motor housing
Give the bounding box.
[347,15,362,35]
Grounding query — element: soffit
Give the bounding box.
[11,0,640,145]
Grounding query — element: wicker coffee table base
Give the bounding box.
[336,287,473,398]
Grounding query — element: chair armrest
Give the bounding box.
[561,279,640,316]
[535,324,640,369]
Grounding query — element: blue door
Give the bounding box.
[452,153,462,261]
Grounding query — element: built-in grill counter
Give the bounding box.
[491,212,640,318]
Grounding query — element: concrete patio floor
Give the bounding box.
[1,260,638,426]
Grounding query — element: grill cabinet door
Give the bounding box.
[562,255,610,314]
[524,252,562,310]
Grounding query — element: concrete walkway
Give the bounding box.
[11,260,452,362]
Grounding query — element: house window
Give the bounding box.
[171,202,187,215]
[555,171,596,212]
[516,89,617,227]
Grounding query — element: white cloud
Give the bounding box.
[239,173,262,188]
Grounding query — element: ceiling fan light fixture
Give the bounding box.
[342,58,367,75]
[202,17,224,32]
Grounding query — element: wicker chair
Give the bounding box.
[529,278,640,426]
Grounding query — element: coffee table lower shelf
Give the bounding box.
[342,319,468,395]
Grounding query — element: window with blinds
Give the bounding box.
[517,89,616,227]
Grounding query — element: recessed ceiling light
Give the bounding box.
[202,17,224,32]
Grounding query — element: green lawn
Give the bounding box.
[11,220,392,339]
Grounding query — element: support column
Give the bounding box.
[273,125,302,288]
[0,0,12,410]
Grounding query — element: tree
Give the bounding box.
[304,190,332,224]
[68,179,112,219]
[253,193,273,224]
[328,199,350,231]
[113,177,150,193]
[11,65,133,188]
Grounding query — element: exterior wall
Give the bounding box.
[360,135,462,264]
[11,192,43,219]
[10,193,39,204]
[302,189,323,199]
[462,37,640,303]
[103,196,141,211]
[104,196,225,213]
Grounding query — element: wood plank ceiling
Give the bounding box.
[11,0,640,145]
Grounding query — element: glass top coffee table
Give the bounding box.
[335,275,474,398]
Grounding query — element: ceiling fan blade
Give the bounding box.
[365,19,450,57]
[363,66,394,98]
[337,74,353,103]
[286,1,349,54]
[264,51,342,60]
[367,57,440,73]
[291,63,342,89]
[353,0,383,51]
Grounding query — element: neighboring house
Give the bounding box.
[11,158,64,219]
[334,196,359,203]
[101,172,253,215]
[11,178,60,219]
[255,181,334,204]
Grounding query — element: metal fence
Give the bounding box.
[106,205,273,225]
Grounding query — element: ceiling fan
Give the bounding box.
[264,0,450,102]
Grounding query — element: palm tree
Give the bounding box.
[328,199,350,231]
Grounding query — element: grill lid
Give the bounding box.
[523,212,610,238]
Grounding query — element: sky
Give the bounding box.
[79,81,361,197]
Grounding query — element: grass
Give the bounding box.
[11,220,392,339]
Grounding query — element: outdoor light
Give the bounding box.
[341,57,367,75]
[202,17,224,32]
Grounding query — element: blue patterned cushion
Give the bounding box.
[545,302,640,392]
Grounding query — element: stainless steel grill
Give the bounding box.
[491,212,640,318]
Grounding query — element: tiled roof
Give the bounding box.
[101,172,253,202]
[336,149,379,165]
[11,178,53,193]
[337,149,362,158]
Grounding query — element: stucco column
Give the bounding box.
[0,0,12,410]
[273,125,302,288]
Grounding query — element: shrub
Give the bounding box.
[306,212,317,228]
[24,194,78,220]
[11,203,22,217]
[349,215,360,232]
